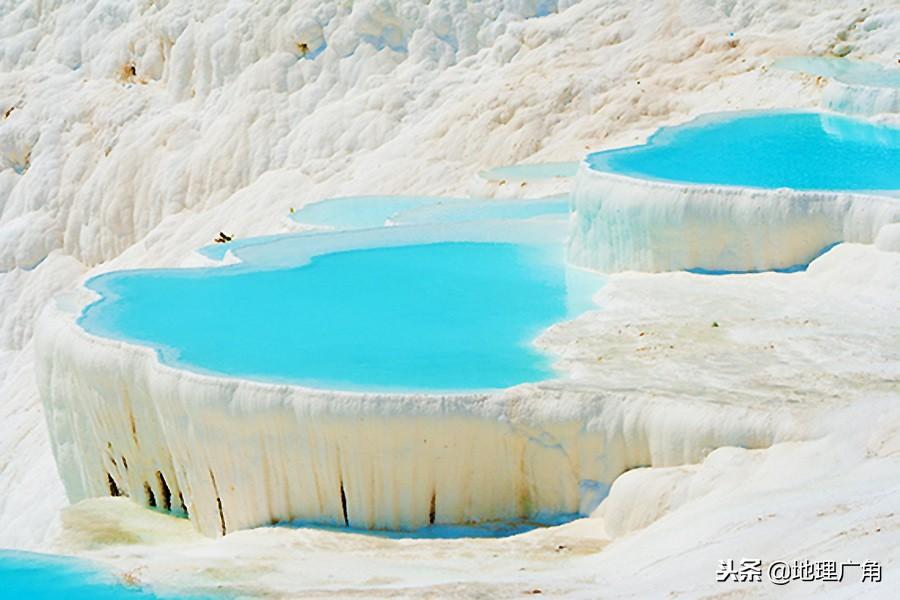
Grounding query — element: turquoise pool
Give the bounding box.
[0,551,160,599]
[390,196,568,226]
[586,111,900,192]
[290,195,460,230]
[80,241,602,392]
[479,162,579,181]
[288,194,569,231]
[200,195,569,261]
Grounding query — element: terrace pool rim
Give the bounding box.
[583,109,900,197]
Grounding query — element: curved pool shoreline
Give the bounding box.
[79,217,601,394]
[79,241,599,393]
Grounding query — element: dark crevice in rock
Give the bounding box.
[339,480,349,527]
[129,411,139,446]
[107,473,120,497]
[156,471,172,511]
[429,490,436,525]
[144,481,156,508]
[209,470,226,535]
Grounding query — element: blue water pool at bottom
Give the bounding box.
[281,513,578,539]
[0,551,160,599]
[80,242,603,392]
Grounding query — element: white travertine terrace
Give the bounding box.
[568,165,900,273]
[824,79,900,116]
[36,280,797,537]
[774,56,900,118]
[36,218,801,536]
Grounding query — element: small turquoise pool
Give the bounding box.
[200,196,569,263]
[80,241,602,392]
[0,551,160,599]
[586,111,900,191]
[390,196,569,226]
[288,195,569,232]
[479,162,579,181]
[290,196,458,230]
